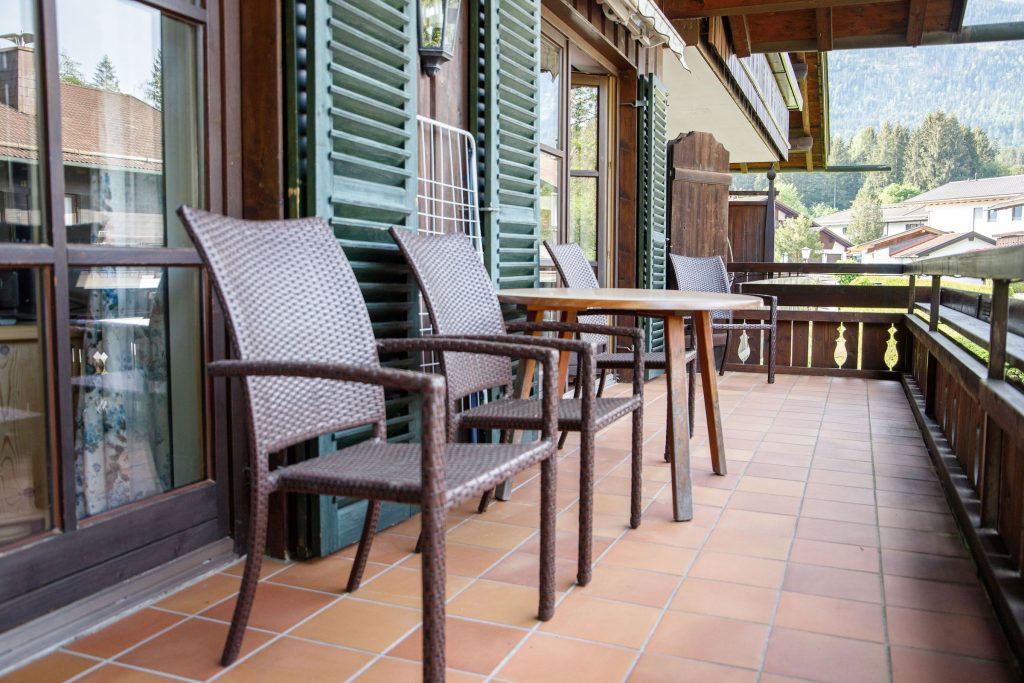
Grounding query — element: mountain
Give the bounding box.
[828,0,1024,147]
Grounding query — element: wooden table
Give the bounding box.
[497,287,761,522]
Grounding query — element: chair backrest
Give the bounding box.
[668,253,732,321]
[178,206,386,457]
[389,227,513,402]
[543,240,607,347]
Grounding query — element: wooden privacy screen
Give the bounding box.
[666,132,730,260]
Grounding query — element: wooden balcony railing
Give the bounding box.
[728,246,1024,660]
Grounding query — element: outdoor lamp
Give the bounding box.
[801,246,812,262]
[418,0,461,76]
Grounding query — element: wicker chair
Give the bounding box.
[668,254,777,383]
[543,240,697,446]
[178,207,562,682]
[390,227,645,587]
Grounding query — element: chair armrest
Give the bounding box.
[377,337,561,441]
[507,320,643,344]
[207,359,443,395]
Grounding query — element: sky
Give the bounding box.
[1,0,159,100]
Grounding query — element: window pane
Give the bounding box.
[0,5,45,243]
[538,37,561,149]
[70,267,203,518]
[569,176,598,262]
[570,86,598,171]
[0,268,51,545]
[539,153,560,285]
[58,0,203,247]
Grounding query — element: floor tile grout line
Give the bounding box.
[618,373,766,682]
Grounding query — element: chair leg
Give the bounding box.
[596,368,607,396]
[538,455,557,621]
[630,401,643,529]
[717,330,731,376]
[577,427,595,586]
[688,359,696,439]
[221,490,268,666]
[559,370,585,449]
[479,430,513,512]
[420,503,447,682]
[346,500,381,592]
[767,327,777,384]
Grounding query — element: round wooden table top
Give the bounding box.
[497,287,762,313]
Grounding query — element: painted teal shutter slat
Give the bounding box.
[637,75,669,357]
[292,0,419,556]
[473,0,541,298]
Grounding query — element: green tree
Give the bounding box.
[878,183,921,204]
[810,202,838,218]
[905,112,976,189]
[847,187,884,245]
[774,180,808,216]
[91,54,120,92]
[144,51,162,109]
[775,214,820,262]
[59,50,85,85]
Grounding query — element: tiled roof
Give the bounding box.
[0,82,161,172]
[986,194,1024,211]
[907,175,1024,204]
[815,203,927,227]
[847,225,945,254]
[889,231,996,258]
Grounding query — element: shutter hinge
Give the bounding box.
[480,205,500,214]
[622,100,647,108]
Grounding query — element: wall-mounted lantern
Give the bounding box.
[801,246,812,262]
[418,0,461,76]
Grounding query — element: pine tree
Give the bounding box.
[91,55,120,92]
[878,183,921,204]
[144,51,162,109]
[59,50,85,86]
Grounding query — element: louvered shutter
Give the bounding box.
[637,75,669,356]
[473,0,541,297]
[290,0,420,557]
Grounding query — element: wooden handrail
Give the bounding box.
[728,261,905,275]
[903,244,1024,281]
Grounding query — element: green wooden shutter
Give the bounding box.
[289,0,420,557]
[473,0,541,297]
[637,75,669,356]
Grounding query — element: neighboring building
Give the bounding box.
[889,231,996,260]
[902,175,1024,236]
[995,230,1024,247]
[815,202,927,238]
[818,226,851,262]
[847,225,945,264]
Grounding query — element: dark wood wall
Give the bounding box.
[667,132,731,260]
[416,0,471,129]
[729,202,769,263]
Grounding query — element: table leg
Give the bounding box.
[694,310,727,475]
[664,315,693,522]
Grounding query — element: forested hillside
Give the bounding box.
[830,0,1024,147]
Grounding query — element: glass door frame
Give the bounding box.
[568,72,612,286]
[0,0,230,634]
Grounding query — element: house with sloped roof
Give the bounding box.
[902,174,1024,237]
[815,202,928,239]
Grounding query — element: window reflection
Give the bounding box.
[569,176,597,261]
[570,86,598,171]
[57,0,201,248]
[540,152,560,285]
[539,37,561,150]
[0,3,44,243]
[0,269,50,545]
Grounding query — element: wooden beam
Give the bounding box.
[815,7,833,51]
[907,0,927,46]
[728,14,752,57]
[662,0,901,19]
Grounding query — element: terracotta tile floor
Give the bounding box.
[4,374,1021,682]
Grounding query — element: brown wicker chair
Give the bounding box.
[390,227,645,587]
[178,207,561,682]
[543,240,697,445]
[669,254,777,383]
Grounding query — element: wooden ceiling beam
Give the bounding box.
[907,0,927,45]
[661,0,901,20]
[815,7,834,50]
[728,14,752,57]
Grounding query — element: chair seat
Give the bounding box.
[277,440,551,508]
[457,396,641,432]
[594,349,698,370]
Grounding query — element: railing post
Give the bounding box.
[981,279,1009,529]
[929,275,941,332]
[907,274,916,314]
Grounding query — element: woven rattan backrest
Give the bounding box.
[390,227,513,401]
[179,206,386,456]
[543,240,607,346]
[669,253,732,322]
